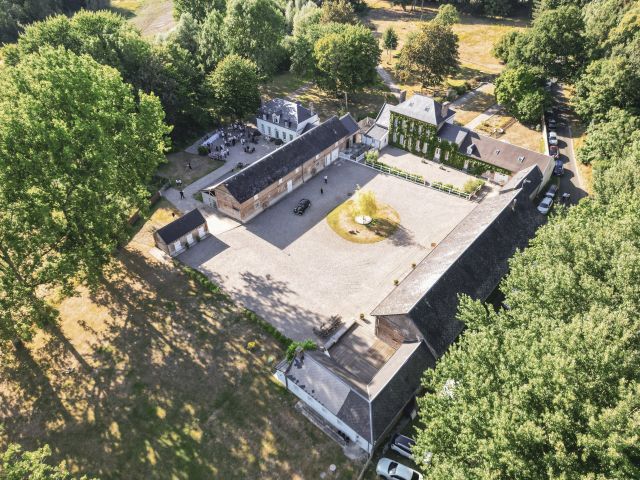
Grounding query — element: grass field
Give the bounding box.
[157,151,224,186]
[0,202,359,480]
[364,0,528,94]
[111,0,175,37]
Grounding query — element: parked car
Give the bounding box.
[293,198,311,215]
[376,458,423,480]
[560,192,571,205]
[553,159,564,176]
[549,145,559,158]
[538,196,554,215]
[545,184,559,198]
[548,131,558,146]
[389,434,416,460]
[548,117,557,130]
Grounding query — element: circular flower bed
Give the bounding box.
[326,200,400,244]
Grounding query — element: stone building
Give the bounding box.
[202,114,360,222]
[154,208,209,257]
[256,98,320,143]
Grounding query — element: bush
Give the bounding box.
[286,339,317,361]
[463,178,485,193]
[197,145,208,155]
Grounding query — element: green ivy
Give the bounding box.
[388,111,512,177]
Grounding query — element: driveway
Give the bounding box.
[550,83,588,204]
[179,160,476,342]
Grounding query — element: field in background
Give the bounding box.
[0,202,358,480]
[111,0,175,37]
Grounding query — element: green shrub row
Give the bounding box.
[178,263,293,348]
[286,339,317,361]
[431,181,469,197]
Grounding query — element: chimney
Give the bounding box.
[441,101,450,117]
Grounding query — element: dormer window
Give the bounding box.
[273,114,279,124]
[495,149,501,155]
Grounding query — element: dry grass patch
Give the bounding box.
[327,199,400,243]
[157,151,224,186]
[0,202,358,480]
[476,108,544,152]
[112,0,175,37]
[452,84,496,125]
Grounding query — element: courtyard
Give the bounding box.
[180,160,477,342]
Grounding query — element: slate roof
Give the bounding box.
[155,209,206,244]
[372,186,545,357]
[366,124,389,141]
[390,94,455,126]
[374,103,392,129]
[438,122,469,146]
[459,130,553,174]
[502,165,544,197]
[279,341,432,445]
[257,98,314,131]
[211,115,355,204]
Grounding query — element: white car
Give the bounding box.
[548,131,558,146]
[538,196,553,215]
[376,457,423,480]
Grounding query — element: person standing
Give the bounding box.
[324,175,328,184]
[321,188,324,195]
[180,190,185,199]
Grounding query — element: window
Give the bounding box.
[268,126,272,136]
[275,130,279,139]
[289,134,293,141]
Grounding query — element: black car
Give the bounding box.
[389,434,416,460]
[548,117,557,130]
[553,159,564,176]
[293,198,311,215]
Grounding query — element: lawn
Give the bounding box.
[0,201,359,480]
[363,0,528,96]
[326,199,400,244]
[451,83,496,126]
[476,108,544,152]
[157,151,224,186]
[111,0,175,37]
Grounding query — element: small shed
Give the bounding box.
[154,209,208,257]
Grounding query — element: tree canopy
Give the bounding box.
[0,46,168,344]
[223,0,287,77]
[1,443,96,479]
[382,27,398,56]
[320,0,357,24]
[173,0,225,23]
[208,54,261,120]
[395,21,459,89]
[313,23,381,95]
[433,4,460,26]
[2,10,211,142]
[495,66,549,124]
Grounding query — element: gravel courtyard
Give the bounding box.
[180,161,477,342]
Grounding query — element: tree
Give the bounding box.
[208,54,261,120]
[313,24,381,102]
[382,27,398,57]
[3,10,212,142]
[173,0,225,23]
[354,190,378,219]
[495,66,549,124]
[197,9,226,72]
[0,46,169,345]
[170,12,200,57]
[413,190,640,478]
[223,0,287,76]
[508,6,585,81]
[433,4,459,26]
[492,30,521,64]
[574,55,640,121]
[320,0,356,24]
[577,108,640,168]
[395,22,459,89]
[1,443,96,479]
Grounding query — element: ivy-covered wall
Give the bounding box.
[388,111,512,177]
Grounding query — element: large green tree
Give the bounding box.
[495,66,549,123]
[173,0,225,23]
[223,0,287,76]
[197,9,227,72]
[395,21,459,89]
[381,26,398,57]
[207,54,261,120]
[320,0,356,24]
[313,23,381,98]
[3,10,211,141]
[0,46,169,345]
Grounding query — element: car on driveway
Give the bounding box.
[549,145,559,158]
[553,159,564,176]
[376,458,423,480]
[538,196,553,215]
[548,131,558,146]
[390,434,416,460]
[545,184,558,198]
[548,117,557,130]
[293,198,311,215]
[560,192,571,205]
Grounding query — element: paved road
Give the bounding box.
[550,83,588,205]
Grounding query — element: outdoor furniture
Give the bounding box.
[313,316,343,339]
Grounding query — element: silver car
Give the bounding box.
[538,196,553,215]
[548,131,558,146]
[376,457,423,480]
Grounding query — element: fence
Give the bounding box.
[359,157,482,201]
